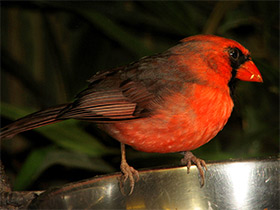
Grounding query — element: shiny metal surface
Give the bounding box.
[29,157,279,209]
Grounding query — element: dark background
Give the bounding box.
[1,1,279,191]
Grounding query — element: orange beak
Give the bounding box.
[236,60,263,82]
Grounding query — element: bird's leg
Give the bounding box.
[118,143,139,195]
[181,151,207,187]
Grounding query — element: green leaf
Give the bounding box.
[13,147,52,190]
[1,102,35,120]
[37,120,116,157]
[13,147,115,190]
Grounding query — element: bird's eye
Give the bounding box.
[229,48,239,60]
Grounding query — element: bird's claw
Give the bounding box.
[181,151,207,186]
[119,161,139,196]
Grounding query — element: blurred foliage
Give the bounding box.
[1,1,279,191]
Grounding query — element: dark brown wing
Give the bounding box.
[58,51,190,122]
[58,89,138,121]
[58,72,157,121]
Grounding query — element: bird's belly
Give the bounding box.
[100,87,234,153]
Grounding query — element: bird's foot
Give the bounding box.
[118,160,139,196]
[181,151,207,186]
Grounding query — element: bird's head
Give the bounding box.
[174,35,263,88]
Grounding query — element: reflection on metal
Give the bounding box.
[28,157,279,209]
[226,163,251,208]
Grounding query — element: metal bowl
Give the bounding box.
[28,157,279,209]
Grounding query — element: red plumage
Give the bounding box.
[0,35,263,194]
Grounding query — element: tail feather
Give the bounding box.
[0,104,69,139]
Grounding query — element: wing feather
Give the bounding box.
[58,89,138,120]
[58,51,191,122]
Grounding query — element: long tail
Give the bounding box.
[0,104,69,139]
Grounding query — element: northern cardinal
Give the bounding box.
[0,35,262,195]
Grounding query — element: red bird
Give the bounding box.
[1,35,262,194]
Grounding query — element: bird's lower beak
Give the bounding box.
[236,60,263,82]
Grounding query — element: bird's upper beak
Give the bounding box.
[236,60,263,82]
